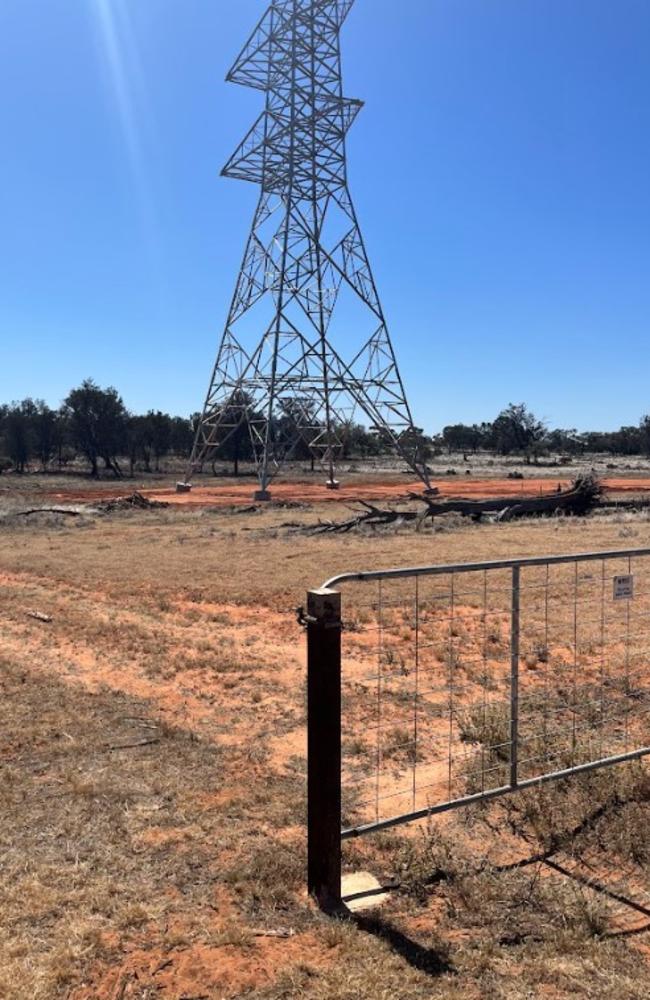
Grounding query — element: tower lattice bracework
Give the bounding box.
[188,0,431,496]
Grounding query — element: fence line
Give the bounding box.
[306,547,650,909]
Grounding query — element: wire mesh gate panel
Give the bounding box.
[305,548,650,906]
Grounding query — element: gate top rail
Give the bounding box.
[322,547,650,590]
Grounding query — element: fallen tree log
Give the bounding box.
[413,474,602,520]
[311,475,603,533]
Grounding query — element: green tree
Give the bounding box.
[342,423,386,459]
[139,411,172,472]
[490,403,547,463]
[52,408,72,468]
[64,379,128,477]
[2,400,36,472]
[211,391,257,476]
[170,416,195,459]
[32,401,58,470]
[273,398,325,471]
[0,404,8,471]
[442,423,487,456]
[641,416,650,456]
[578,431,610,454]
[545,428,581,456]
[125,414,149,476]
[399,425,433,468]
[125,411,173,474]
[610,426,642,456]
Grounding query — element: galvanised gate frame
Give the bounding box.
[305,548,650,910]
[188,1,431,497]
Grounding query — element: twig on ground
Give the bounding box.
[252,928,296,939]
[109,738,160,751]
[27,611,52,623]
[11,508,82,518]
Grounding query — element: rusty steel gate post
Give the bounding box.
[306,588,342,911]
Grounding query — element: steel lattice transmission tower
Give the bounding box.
[187,0,431,498]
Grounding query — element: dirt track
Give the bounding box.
[45,476,650,508]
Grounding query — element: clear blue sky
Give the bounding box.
[1,0,649,433]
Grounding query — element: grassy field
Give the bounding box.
[2,475,650,998]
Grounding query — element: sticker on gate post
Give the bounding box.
[613,575,634,601]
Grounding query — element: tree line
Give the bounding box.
[440,403,650,463]
[2,385,650,477]
[0,380,195,477]
[0,381,424,478]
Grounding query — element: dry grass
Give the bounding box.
[0,657,222,998]
[3,475,650,608]
[2,476,650,997]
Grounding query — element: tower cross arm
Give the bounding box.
[227,1,357,92]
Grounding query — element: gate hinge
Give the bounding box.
[296,606,317,628]
[296,606,343,630]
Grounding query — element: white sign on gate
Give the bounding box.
[614,575,634,601]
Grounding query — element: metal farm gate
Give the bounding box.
[304,548,650,909]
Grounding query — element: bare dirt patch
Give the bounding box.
[37,474,650,509]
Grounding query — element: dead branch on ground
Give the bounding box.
[11,507,83,518]
[311,475,604,534]
[95,492,169,513]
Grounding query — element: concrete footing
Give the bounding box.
[176,482,193,494]
[341,872,390,913]
[326,480,340,491]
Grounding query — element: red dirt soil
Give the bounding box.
[45,476,650,508]
[70,931,333,1000]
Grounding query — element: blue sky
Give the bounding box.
[1,0,648,432]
